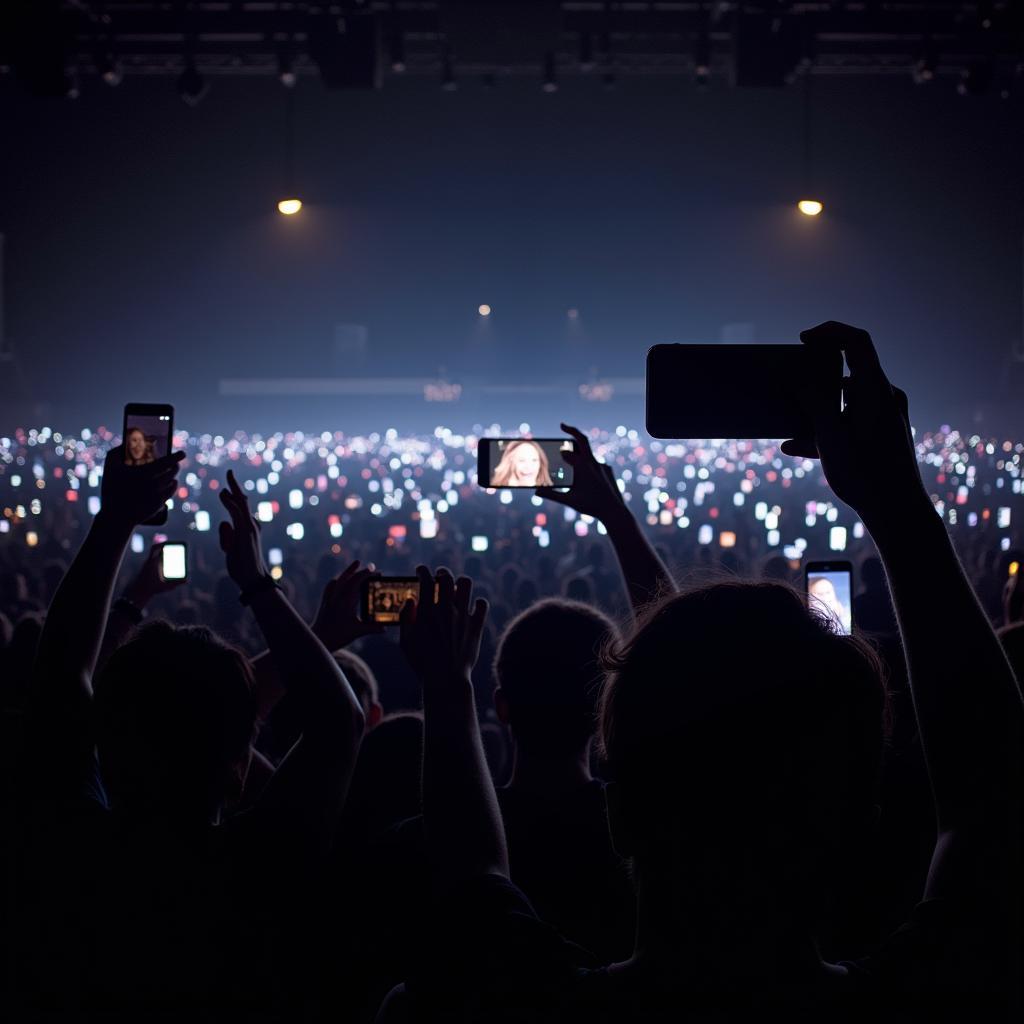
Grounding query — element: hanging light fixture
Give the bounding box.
[277,88,302,215]
[797,72,824,217]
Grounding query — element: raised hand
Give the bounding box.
[536,423,624,522]
[312,561,384,650]
[123,542,187,606]
[781,321,927,527]
[100,444,185,530]
[218,469,269,590]
[400,566,488,685]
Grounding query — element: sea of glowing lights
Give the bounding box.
[1,424,1020,560]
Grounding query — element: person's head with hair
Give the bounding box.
[494,598,617,760]
[93,621,257,820]
[333,648,384,729]
[125,427,154,466]
[491,440,553,488]
[599,579,886,919]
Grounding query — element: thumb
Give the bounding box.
[536,487,573,507]
[219,520,234,553]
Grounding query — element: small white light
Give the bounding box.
[471,535,489,552]
[797,199,823,217]
[195,510,210,532]
[478,304,491,316]
[278,198,302,216]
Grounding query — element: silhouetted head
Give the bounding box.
[333,648,384,729]
[342,712,424,842]
[94,622,256,820]
[564,575,593,604]
[515,577,539,610]
[600,580,886,907]
[494,598,617,758]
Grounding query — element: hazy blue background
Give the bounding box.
[1,73,1021,432]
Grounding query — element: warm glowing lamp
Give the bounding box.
[478,304,491,316]
[277,197,302,216]
[797,199,823,217]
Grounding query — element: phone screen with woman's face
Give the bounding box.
[478,438,574,489]
[123,405,173,466]
[806,562,853,635]
[123,404,174,525]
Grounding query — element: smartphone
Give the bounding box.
[361,576,420,625]
[124,403,174,526]
[159,542,188,582]
[360,576,443,625]
[477,438,574,489]
[645,344,842,440]
[805,560,854,636]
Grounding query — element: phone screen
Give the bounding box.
[363,577,420,625]
[160,543,187,581]
[124,408,173,465]
[479,438,574,489]
[806,565,853,635]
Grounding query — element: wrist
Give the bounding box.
[860,487,937,544]
[121,582,152,609]
[240,575,283,608]
[93,510,135,543]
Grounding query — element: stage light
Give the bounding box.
[913,54,936,85]
[98,54,122,87]
[278,54,297,88]
[441,51,457,92]
[390,29,406,73]
[797,199,823,217]
[542,52,558,93]
[278,198,302,215]
[177,62,207,106]
[478,304,491,316]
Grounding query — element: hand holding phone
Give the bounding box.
[159,542,188,582]
[780,323,927,529]
[313,561,384,647]
[101,438,183,535]
[536,422,622,522]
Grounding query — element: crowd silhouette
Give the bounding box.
[2,323,1022,1021]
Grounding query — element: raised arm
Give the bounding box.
[247,561,384,725]
[28,446,183,791]
[786,321,1023,904]
[34,448,183,699]
[217,470,364,828]
[400,565,505,881]
[97,542,186,669]
[537,423,674,615]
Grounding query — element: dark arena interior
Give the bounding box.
[1,4,1022,1022]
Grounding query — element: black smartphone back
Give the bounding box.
[645,344,839,440]
[123,403,174,525]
